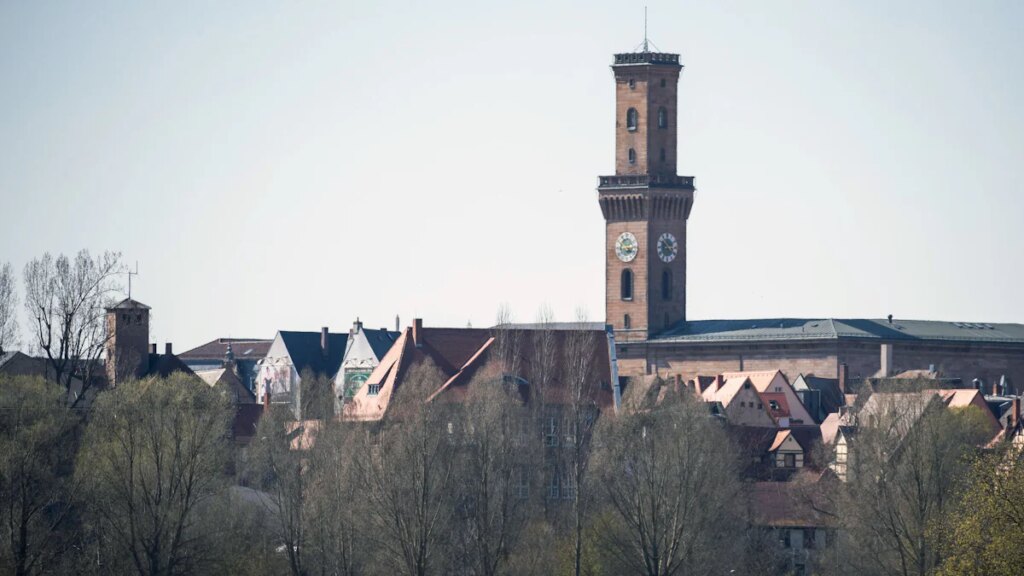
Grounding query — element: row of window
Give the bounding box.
[620,268,673,301]
[627,147,669,164]
[625,107,670,131]
[627,77,668,89]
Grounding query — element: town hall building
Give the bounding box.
[597,48,1024,387]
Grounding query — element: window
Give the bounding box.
[660,78,666,87]
[661,269,672,300]
[562,415,575,445]
[621,269,633,300]
[769,400,780,411]
[660,148,666,162]
[547,470,560,499]
[514,467,529,499]
[367,383,381,396]
[657,107,668,129]
[561,471,576,500]
[628,77,636,89]
[628,148,636,164]
[784,453,797,468]
[740,401,746,408]
[544,416,559,447]
[757,402,763,409]
[626,107,638,131]
[624,314,631,329]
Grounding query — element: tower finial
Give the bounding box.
[643,6,649,52]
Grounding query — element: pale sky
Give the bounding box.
[1,1,1022,351]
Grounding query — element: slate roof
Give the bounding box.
[654,318,1024,345]
[179,338,272,360]
[800,375,845,415]
[362,329,401,361]
[146,353,196,379]
[279,331,349,377]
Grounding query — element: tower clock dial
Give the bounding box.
[615,232,639,262]
[657,232,679,263]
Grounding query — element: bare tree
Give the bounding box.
[0,375,81,576]
[452,379,536,576]
[592,380,743,576]
[77,373,231,576]
[839,393,993,576]
[22,251,122,403]
[0,262,18,354]
[304,421,367,576]
[359,362,457,576]
[247,405,310,576]
[563,310,600,576]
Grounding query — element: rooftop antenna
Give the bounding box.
[127,261,139,300]
[643,6,649,52]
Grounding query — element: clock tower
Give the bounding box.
[598,50,695,341]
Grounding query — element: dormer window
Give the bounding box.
[626,108,638,132]
[769,400,780,411]
[657,107,668,129]
[628,148,636,164]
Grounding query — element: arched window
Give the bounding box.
[658,107,668,129]
[624,314,632,329]
[626,108,638,132]
[661,269,673,300]
[621,269,633,301]
[628,148,636,164]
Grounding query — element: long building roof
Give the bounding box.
[652,318,1024,345]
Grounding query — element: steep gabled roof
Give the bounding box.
[278,331,349,377]
[362,329,401,361]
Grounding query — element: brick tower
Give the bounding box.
[105,298,151,386]
[598,50,695,341]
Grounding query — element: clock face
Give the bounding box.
[657,232,678,263]
[615,232,639,262]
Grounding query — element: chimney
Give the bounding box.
[887,314,893,325]
[149,343,157,354]
[395,315,400,333]
[880,343,893,377]
[321,327,329,358]
[353,317,363,333]
[714,374,724,392]
[264,390,271,413]
[413,318,423,348]
[838,362,849,394]
[673,374,683,395]
[1010,398,1020,432]
[993,381,1000,396]
[974,378,984,392]
[165,342,172,356]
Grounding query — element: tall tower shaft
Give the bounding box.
[599,51,695,340]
